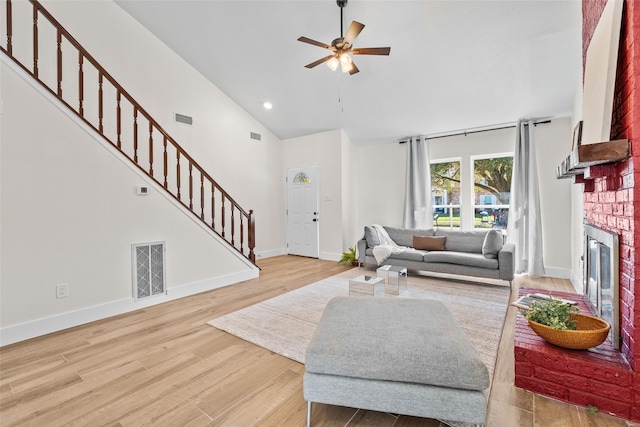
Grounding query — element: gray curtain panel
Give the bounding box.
[507,120,545,276]
[403,136,433,229]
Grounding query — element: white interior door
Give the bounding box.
[286,166,319,258]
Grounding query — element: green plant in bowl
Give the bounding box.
[522,299,579,330]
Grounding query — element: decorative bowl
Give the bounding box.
[528,313,610,350]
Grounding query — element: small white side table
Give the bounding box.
[349,275,384,297]
[377,265,408,295]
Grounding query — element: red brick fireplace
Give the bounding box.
[514,0,639,422]
[583,0,639,405]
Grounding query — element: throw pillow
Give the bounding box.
[413,235,446,251]
[365,226,380,248]
[482,230,503,259]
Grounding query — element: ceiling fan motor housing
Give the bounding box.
[332,37,346,50]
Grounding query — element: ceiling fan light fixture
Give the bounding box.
[297,0,390,75]
[327,56,339,71]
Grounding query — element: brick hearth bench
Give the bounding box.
[515,288,634,420]
[303,297,490,426]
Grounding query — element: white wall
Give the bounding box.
[355,117,574,277]
[533,118,574,277]
[341,130,360,250]
[356,142,408,228]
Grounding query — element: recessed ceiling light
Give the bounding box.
[263,102,273,110]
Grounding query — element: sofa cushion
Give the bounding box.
[364,226,380,248]
[435,229,487,253]
[413,235,446,251]
[388,248,428,262]
[305,297,490,391]
[424,251,499,269]
[385,226,434,247]
[482,229,503,259]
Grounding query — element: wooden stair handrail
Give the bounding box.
[1,0,256,264]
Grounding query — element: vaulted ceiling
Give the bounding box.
[115,0,582,145]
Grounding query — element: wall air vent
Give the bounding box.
[132,242,166,300]
[174,113,193,126]
[250,132,262,141]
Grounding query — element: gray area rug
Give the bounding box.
[208,269,511,381]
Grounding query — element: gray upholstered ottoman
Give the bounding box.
[303,297,489,426]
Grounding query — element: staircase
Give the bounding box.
[0,0,256,264]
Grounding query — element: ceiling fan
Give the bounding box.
[297,0,390,75]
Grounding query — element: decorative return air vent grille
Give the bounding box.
[132,242,166,300]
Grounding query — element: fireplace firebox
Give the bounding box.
[583,223,620,349]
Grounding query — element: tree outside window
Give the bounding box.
[473,156,513,230]
[431,160,461,229]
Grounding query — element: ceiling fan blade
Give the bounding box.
[349,61,360,75]
[304,55,335,69]
[297,36,333,50]
[343,21,365,47]
[352,47,391,56]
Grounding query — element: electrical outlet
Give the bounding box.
[56,284,68,299]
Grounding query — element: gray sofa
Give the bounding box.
[357,225,515,286]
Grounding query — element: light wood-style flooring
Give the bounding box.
[1,255,638,426]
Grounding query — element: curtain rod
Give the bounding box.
[398,119,552,144]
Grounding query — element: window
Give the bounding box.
[431,160,461,229]
[430,154,513,232]
[472,155,513,230]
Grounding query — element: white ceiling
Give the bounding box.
[114,0,582,145]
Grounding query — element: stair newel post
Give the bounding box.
[148,121,153,177]
[56,28,62,97]
[32,3,38,78]
[248,210,255,263]
[6,0,12,55]
[163,136,168,189]
[78,53,84,117]
[98,72,103,133]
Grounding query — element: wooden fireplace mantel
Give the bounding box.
[556,139,630,179]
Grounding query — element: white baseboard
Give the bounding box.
[0,269,258,347]
[255,247,344,263]
[320,252,342,262]
[543,266,572,280]
[255,247,287,259]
